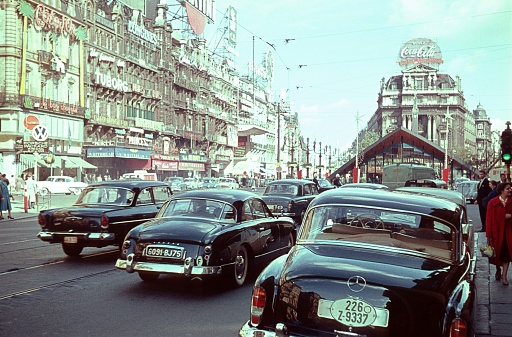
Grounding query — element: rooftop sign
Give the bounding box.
[397,38,443,69]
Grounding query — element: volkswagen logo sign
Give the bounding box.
[347,276,366,292]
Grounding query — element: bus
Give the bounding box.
[382,164,437,189]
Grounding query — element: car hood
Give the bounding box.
[271,244,459,336]
[136,217,219,243]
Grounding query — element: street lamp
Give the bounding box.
[297,136,312,178]
[282,133,299,178]
[312,140,328,178]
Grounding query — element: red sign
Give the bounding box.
[23,115,39,130]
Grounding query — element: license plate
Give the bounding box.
[144,245,185,259]
[268,205,283,211]
[63,236,78,244]
[317,298,389,328]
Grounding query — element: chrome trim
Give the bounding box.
[115,259,222,276]
[37,231,116,241]
[239,321,369,337]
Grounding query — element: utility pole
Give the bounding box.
[276,102,281,179]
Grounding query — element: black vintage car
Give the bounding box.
[239,187,476,337]
[115,189,296,286]
[262,179,319,224]
[37,180,172,256]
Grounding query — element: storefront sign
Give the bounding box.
[179,162,205,171]
[23,141,49,153]
[179,153,207,162]
[87,147,115,158]
[127,136,152,147]
[115,147,151,159]
[94,71,129,92]
[153,159,178,171]
[127,21,158,45]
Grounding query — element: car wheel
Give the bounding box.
[231,245,249,287]
[138,272,159,282]
[62,243,84,256]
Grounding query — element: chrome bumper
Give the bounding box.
[38,231,116,242]
[239,322,294,337]
[115,254,223,277]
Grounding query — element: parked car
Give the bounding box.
[184,177,200,189]
[36,176,87,195]
[456,180,478,203]
[201,177,219,189]
[218,177,239,189]
[115,189,296,286]
[262,179,319,224]
[37,180,172,256]
[163,176,187,192]
[305,178,335,193]
[240,187,476,337]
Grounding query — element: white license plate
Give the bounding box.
[144,245,185,259]
[317,298,389,328]
[63,236,78,244]
[268,205,283,211]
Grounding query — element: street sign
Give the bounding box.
[23,115,39,130]
[32,125,49,141]
[23,141,49,153]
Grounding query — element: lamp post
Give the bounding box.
[442,107,453,185]
[312,140,328,178]
[298,136,312,178]
[282,133,299,178]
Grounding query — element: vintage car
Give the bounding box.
[115,189,296,286]
[201,177,220,189]
[240,187,476,337]
[456,181,478,203]
[404,179,448,189]
[262,179,319,224]
[218,177,239,189]
[305,178,335,193]
[37,180,172,256]
[36,175,88,195]
[163,176,188,193]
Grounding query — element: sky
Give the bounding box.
[201,0,512,151]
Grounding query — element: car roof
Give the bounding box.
[173,189,259,203]
[340,183,389,189]
[311,187,462,225]
[268,179,315,186]
[87,180,168,189]
[395,186,466,209]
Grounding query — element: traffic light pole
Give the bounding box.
[500,121,512,182]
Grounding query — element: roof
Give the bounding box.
[88,180,168,189]
[310,188,462,225]
[172,189,259,204]
[267,179,316,186]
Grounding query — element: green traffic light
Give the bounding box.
[503,153,512,161]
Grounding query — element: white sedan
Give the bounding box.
[36,176,87,195]
[218,177,239,189]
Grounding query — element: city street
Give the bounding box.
[0,190,511,336]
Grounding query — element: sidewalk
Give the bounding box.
[474,231,512,337]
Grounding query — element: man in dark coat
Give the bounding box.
[474,170,492,232]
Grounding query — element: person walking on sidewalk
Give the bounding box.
[26,175,37,209]
[475,170,492,232]
[486,182,512,286]
[0,175,14,219]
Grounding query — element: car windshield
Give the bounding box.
[300,205,454,260]
[264,184,298,195]
[75,187,135,206]
[159,198,235,221]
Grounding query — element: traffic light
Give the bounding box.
[501,127,512,164]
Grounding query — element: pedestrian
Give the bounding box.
[26,175,37,209]
[474,170,492,232]
[483,180,498,208]
[500,173,506,183]
[0,175,14,219]
[313,174,319,189]
[333,174,342,187]
[485,182,512,286]
[96,174,103,182]
[15,174,24,195]
[84,174,90,184]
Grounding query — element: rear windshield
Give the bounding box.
[300,205,454,260]
[264,184,298,195]
[159,198,236,222]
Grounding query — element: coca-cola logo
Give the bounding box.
[397,38,443,68]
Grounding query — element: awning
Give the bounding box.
[20,154,55,168]
[63,156,97,169]
[237,125,268,136]
[224,160,259,175]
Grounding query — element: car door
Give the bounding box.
[239,199,274,260]
[250,198,282,254]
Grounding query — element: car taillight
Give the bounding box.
[450,318,467,337]
[38,214,45,228]
[100,215,109,229]
[250,286,266,326]
[287,200,294,212]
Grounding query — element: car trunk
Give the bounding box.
[133,217,219,261]
[270,245,453,337]
[262,196,291,212]
[41,206,121,232]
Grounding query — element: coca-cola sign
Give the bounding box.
[397,38,443,69]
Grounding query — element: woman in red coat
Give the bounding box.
[486,182,512,286]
